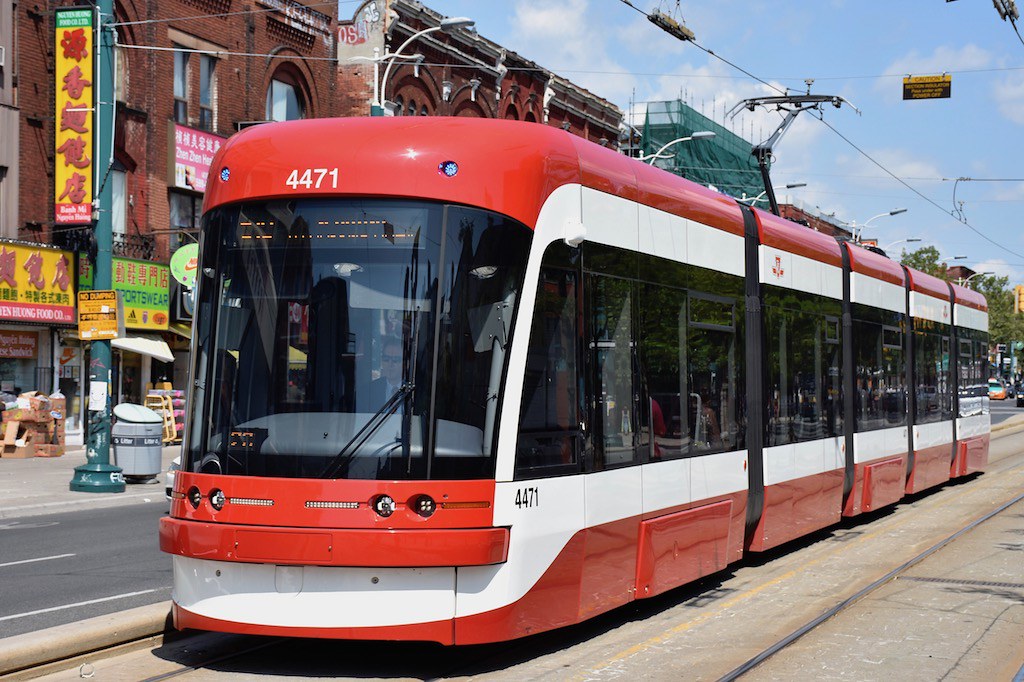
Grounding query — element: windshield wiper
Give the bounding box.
[319,382,413,479]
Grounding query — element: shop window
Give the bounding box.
[111,170,127,246]
[407,99,416,117]
[173,47,189,123]
[115,44,127,103]
[169,192,201,251]
[199,54,216,130]
[266,69,305,121]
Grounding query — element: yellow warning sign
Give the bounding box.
[77,290,124,340]
[903,74,951,100]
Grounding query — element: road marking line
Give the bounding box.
[0,553,76,568]
[0,588,166,622]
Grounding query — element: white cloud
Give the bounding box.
[972,258,1022,282]
[993,71,1024,125]
[508,0,636,103]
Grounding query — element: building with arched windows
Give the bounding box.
[3,0,621,438]
[336,0,622,144]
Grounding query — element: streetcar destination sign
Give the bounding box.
[903,74,951,100]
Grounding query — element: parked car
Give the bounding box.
[988,377,1007,400]
[165,454,180,502]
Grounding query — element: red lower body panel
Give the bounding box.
[634,499,733,598]
[951,434,989,477]
[748,469,844,552]
[906,442,952,494]
[843,454,908,517]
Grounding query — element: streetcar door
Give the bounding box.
[581,269,642,615]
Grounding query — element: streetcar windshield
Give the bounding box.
[186,199,532,480]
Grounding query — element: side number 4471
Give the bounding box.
[515,487,539,509]
[285,168,339,190]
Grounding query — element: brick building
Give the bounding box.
[3,0,622,442]
[6,0,342,441]
[337,0,622,144]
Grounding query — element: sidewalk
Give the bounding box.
[0,443,180,519]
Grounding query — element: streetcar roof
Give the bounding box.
[844,242,906,286]
[904,267,953,302]
[202,117,745,235]
[949,281,988,312]
[751,207,843,267]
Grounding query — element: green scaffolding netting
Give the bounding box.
[641,100,766,202]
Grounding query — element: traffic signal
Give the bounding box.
[1015,285,1024,314]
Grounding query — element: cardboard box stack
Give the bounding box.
[1,391,66,458]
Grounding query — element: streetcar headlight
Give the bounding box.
[209,488,226,511]
[187,486,202,509]
[413,494,436,518]
[372,494,396,518]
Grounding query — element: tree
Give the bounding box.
[898,245,947,279]
[899,247,1024,377]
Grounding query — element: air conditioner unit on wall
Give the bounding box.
[0,45,6,68]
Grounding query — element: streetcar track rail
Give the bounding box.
[716,489,1024,681]
[9,423,1024,680]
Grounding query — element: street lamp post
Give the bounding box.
[853,208,908,243]
[741,182,807,205]
[375,16,475,116]
[962,271,993,288]
[640,131,716,164]
[70,0,124,492]
[881,237,922,252]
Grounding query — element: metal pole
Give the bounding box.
[70,0,124,493]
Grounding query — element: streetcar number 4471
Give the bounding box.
[515,487,539,509]
[286,168,339,190]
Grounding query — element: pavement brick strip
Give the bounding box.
[2,416,1023,677]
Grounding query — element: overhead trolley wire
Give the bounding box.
[620,0,1023,262]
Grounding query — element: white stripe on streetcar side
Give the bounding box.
[0,553,76,569]
[0,588,166,621]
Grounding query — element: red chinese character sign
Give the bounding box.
[54,9,94,225]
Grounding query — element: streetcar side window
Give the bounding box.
[763,287,843,446]
[586,273,637,471]
[639,283,689,461]
[515,243,582,478]
[913,319,951,425]
[851,305,907,432]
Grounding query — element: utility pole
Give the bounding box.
[70,0,124,493]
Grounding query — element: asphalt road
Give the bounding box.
[989,399,1021,425]
[0,504,171,638]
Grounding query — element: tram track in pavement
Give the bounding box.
[716,488,1024,681]
[19,425,1024,680]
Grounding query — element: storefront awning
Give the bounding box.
[168,322,192,339]
[111,334,175,363]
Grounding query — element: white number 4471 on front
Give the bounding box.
[285,168,339,190]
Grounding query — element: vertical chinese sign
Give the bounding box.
[54,8,94,225]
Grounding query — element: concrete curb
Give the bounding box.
[0,601,172,677]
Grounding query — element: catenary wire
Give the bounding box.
[620,0,1023,261]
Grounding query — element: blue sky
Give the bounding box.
[397,0,1024,282]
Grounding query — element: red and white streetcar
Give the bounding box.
[160,117,989,644]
